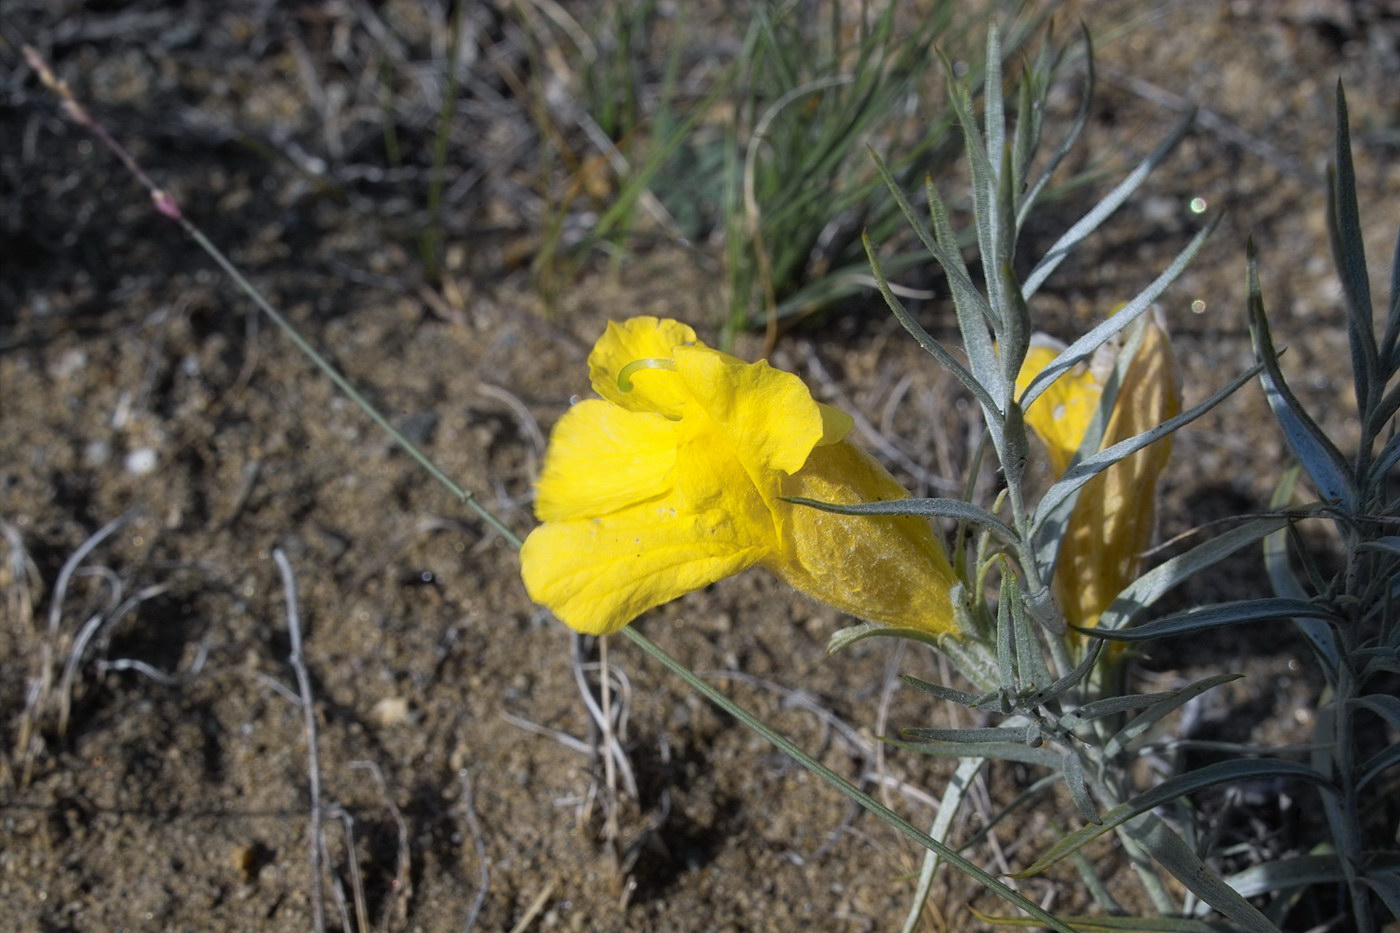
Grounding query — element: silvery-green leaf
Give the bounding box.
[1077,597,1338,643]
[1264,468,1340,673]
[1010,572,1051,696]
[899,674,981,708]
[1358,742,1400,792]
[1062,752,1099,824]
[1033,362,1258,546]
[1022,109,1195,299]
[1062,691,1177,729]
[1104,673,1242,762]
[1222,854,1346,901]
[1027,637,1102,707]
[1018,26,1094,230]
[1248,240,1358,510]
[1014,759,1331,878]
[901,726,1035,744]
[1327,82,1379,415]
[782,495,1018,546]
[1124,814,1282,933]
[861,231,1001,418]
[1019,215,1220,413]
[1096,515,1291,633]
[884,735,1062,768]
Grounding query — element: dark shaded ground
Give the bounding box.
[2,1,1397,930]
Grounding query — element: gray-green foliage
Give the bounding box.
[802,23,1399,932]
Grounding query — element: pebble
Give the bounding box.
[124,447,158,475]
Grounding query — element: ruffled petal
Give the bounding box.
[520,501,770,635]
[672,346,827,478]
[768,441,958,635]
[534,399,678,522]
[588,316,699,414]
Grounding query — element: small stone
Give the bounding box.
[124,447,158,475]
[370,696,412,727]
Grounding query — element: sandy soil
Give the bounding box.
[2,1,1397,930]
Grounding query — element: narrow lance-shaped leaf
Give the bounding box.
[901,725,1037,744]
[996,570,1017,691]
[1264,467,1340,674]
[900,674,982,709]
[1008,569,1051,694]
[968,908,1228,933]
[1124,814,1281,933]
[1104,673,1242,762]
[1381,224,1400,370]
[1096,515,1292,633]
[1033,361,1258,543]
[1358,742,1400,792]
[783,496,1019,546]
[1222,854,1350,901]
[1248,239,1357,510]
[1013,758,1332,878]
[1076,597,1339,643]
[939,49,1008,350]
[1023,108,1195,299]
[1018,26,1095,230]
[1062,752,1100,825]
[1327,81,1379,417]
[861,232,1002,421]
[884,735,1064,768]
[1020,214,1219,412]
[921,175,1007,409]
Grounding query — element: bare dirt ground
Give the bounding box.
[2,1,1397,931]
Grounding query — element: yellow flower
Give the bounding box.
[520,316,959,637]
[1015,316,1180,630]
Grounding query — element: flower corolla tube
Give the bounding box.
[1015,316,1180,630]
[520,316,959,637]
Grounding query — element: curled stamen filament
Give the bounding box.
[617,358,677,393]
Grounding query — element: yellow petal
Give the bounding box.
[817,403,855,446]
[769,441,958,636]
[1055,319,1179,628]
[672,346,827,478]
[1016,341,1102,477]
[520,501,770,635]
[588,316,700,414]
[534,400,678,522]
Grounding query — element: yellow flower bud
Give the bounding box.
[1015,316,1180,630]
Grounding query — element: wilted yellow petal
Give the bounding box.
[1052,319,1179,628]
[769,441,959,636]
[534,400,678,522]
[520,500,769,636]
[588,316,699,415]
[1016,342,1102,477]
